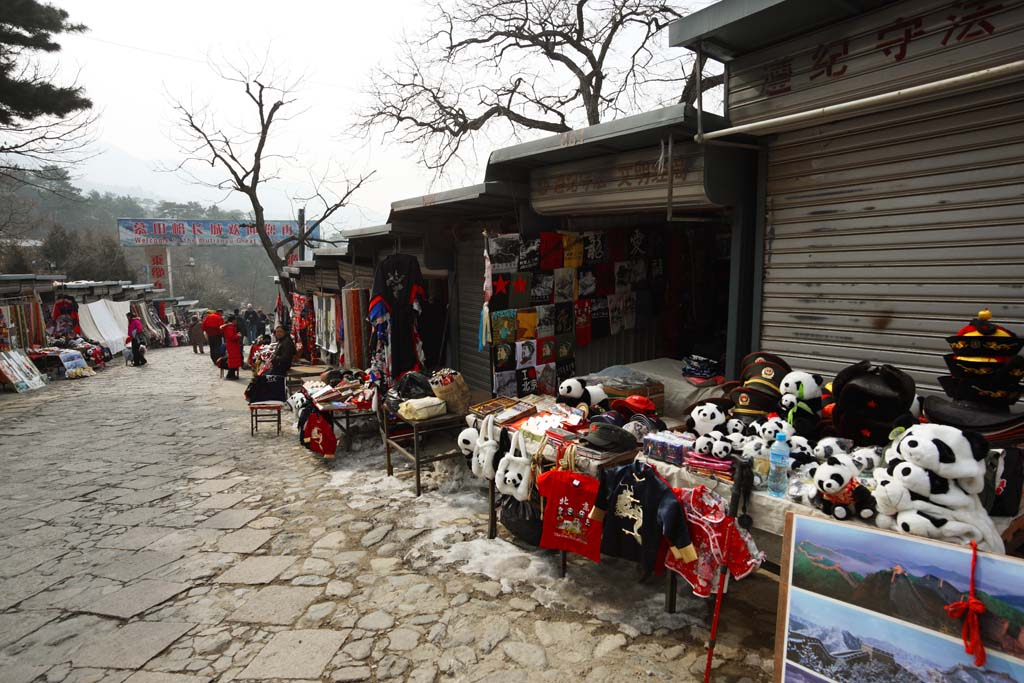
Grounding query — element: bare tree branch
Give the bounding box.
[360,0,717,172]
[168,60,373,296]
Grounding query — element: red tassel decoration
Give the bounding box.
[944,540,987,667]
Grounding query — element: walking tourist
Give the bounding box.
[221,315,244,380]
[188,315,205,355]
[202,309,225,363]
[126,311,147,367]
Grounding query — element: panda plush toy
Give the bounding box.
[758,416,795,443]
[556,378,608,411]
[887,423,988,493]
[686,402,728,436]
[788,435,816,469]
[778,370,824,439]
[850,446,883,474]
[808,454,876,521]
[711,437,734,461]
[812,437,852,462]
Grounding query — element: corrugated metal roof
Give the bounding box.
[485,104,726,179]
[667,0,894,60]
[388,182,525,223]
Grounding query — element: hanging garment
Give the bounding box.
[341,288,370,370]
[369,254,426,382]
[536,468,603,562]
[592,461,695,575]
[663,485,764,598]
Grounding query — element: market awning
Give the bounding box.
[387,182,526,224]
[0,273,66,296]
[667,0,892,61]
[485,104,726,177]
[483,104,750,216]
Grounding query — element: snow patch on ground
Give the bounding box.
[324,434,705,634]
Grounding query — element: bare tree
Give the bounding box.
[361,0,719,172]
[170,62,374,294]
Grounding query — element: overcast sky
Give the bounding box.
[48,1,711,229]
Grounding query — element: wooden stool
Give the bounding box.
[249,401,285,435]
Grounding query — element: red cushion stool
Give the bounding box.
[249,401,285,435]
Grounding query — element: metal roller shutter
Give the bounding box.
[761,82,1024,392]
[455,231,491,392]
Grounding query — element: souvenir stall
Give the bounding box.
[0,274,58,392]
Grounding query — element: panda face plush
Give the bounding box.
[789,435,812,458]
[694,434,717,456]
[850,447,882,473]
[891,424,988,484]
[457,427,479,456]
[287,392,309,412]
[759,417,794,442]
[812,455,858,497]
[813,437,852,461]
[741,437,767,462]
[688,403,727,436]
[711,439,733,460]
[725,418,748,436]
[779,371,824,401]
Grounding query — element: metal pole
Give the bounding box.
[696,59,1024,142]
[298,208,306,262]
[165,246,174,297]
[696,43,704,141]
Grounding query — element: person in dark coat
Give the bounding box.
[188,316,205,354]
[221,315,244,380]
[269,324,296,375]
[243,304,260,343]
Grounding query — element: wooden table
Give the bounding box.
[311,399,376,454]
[382,411,468,496]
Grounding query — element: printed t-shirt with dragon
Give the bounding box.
[589,462,696,575]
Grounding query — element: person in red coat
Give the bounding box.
[202,309,225,364]
[221,315,244,380]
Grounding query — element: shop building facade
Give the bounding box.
[669,0,1024,392]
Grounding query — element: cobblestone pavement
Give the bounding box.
[0,348,777,683]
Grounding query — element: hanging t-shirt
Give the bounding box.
[537,469,603,562]
[508,272,533,309]
[519,236,541,271]
[562,232,584,268]
[516,308,538,340]
[540,232,564,270]
[369,254,426,380]
[531,272,554,306]
[303,411,337,456]
[591,461,695,575]
[574,299,592,348]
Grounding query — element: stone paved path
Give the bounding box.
[0,348,777,682]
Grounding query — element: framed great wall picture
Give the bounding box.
[775,513,1024,683]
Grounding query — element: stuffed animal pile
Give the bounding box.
[670,352,1010,555]
[872,423,1004,553]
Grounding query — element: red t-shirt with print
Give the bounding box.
[536,469,603,562]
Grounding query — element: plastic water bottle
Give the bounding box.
[768,432,791,498]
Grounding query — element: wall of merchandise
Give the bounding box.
[487,228,667,398]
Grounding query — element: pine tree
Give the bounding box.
[0,0,91,126]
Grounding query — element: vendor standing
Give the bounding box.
[202,309,225,363]
[188,315,205,355]
[269,324,296,375]
[221,315,244,380]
